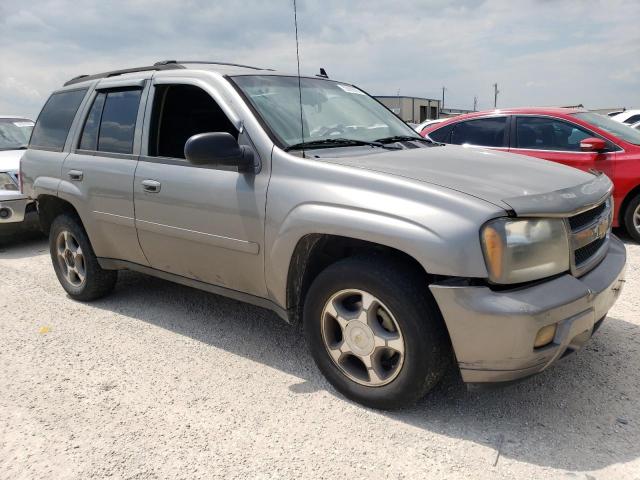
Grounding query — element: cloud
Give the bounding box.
[0,0,638,117]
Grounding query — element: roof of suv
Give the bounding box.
[62,60,308,87]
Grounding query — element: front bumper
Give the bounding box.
[430,235,626,383]
[0,193,39,236]
[0,194,30,224]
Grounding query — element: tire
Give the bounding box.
[623,194,640,243]
[303,255,452,409]
[49,213,117,301]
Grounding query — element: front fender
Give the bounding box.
[265,202,490,308]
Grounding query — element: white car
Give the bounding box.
[414,118,446,134]
[611,109,640,125]
[631,120,640,131]
[0,117,38,235]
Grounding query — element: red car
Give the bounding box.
[422,108,640,241]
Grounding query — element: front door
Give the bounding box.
[509,115,616,179]
[133,81,269,297]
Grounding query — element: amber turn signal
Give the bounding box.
[534,324,557,348]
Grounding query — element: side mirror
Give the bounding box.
[580,137,607,152]
[184,132,255,172]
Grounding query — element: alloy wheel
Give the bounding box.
[321,289,405,387]
[55,230,86,287]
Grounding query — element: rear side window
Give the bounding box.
[515,117,592,151]
[79,89,142,154]
[78,92,106,150]
[30,89,87,151]
[623,114,640,124]
[450,117,507,147]
[428,123,453,143]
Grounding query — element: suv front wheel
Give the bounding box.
[303,255,451,409]
[49,214,117,301]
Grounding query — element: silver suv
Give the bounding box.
[21,61,626,408]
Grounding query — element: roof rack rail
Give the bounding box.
[174,60,271,71]
[63,60,271,87]
[63,62,185,87]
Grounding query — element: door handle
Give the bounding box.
[68,170,83,181]
[141,179,161,193]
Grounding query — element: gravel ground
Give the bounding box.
[1,231,639,480]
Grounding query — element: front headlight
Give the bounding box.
[481,217,570,284]
[0,172,19,191]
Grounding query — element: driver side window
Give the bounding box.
[148,84,237,159]
[515,117,593,152]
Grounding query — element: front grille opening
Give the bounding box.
[568,202,607,230]
[574,236,606,265]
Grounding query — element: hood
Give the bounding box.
[0,149,24,173]
[318,145,610,216]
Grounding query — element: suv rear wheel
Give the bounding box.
[49,214,117,301]
[624,194,640,243]
[303,255,451,409]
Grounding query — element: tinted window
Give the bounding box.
[516,117,592,151]
[148,85,236,159]
[623,114,640,124]
[428,123,453,143]
[79,92,106,151]
[30,89,87,151]
[97,89,142,154]
[451,117,507,147]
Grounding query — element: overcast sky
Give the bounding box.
[1,0,638,118]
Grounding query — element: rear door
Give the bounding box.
[59,77,150,265]
[508,115,616,179]
[133,78,269,297]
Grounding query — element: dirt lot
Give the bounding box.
[1,231,639,480]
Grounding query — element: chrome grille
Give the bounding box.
[574,236,606,265]
[568,198,612,276]
[568,202,607,230]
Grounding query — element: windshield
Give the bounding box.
[0,118,34,150]
[232,75,420,148]
[572,112,640,146]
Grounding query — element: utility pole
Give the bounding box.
[493,83,499,108]
[441,86,446,113]
[473,95,478,111]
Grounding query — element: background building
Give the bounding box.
[439,107,474,118]
[375,96,441,123]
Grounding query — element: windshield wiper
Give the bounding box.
[284,138,401,151]
[374,135,436,145]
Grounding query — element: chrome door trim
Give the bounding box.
[135,218,260,255]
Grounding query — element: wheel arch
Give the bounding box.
[285,233,437,326]
[36,194,82,235]
[267,202,489,318]
[619,183,640,229]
